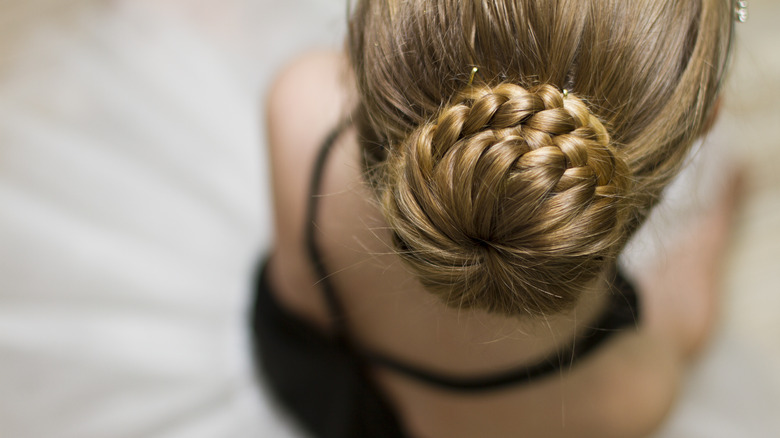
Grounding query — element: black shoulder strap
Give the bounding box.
[304,122,350,342]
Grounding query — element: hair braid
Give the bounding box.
[380,84,630,315]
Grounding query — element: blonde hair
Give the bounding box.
[347,0,734,316]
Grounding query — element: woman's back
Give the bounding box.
[260,51,720,438]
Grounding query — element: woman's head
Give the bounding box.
[347,0,734,316]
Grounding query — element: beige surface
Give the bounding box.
[721,0,780,369]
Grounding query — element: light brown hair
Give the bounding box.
[347,0,734,316]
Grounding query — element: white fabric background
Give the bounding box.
[0,1,777,437]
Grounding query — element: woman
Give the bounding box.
[252,1,741,437]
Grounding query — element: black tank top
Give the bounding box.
[250,124,641,438]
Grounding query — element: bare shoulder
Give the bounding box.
[583,331,683,438]
[266,50,350,157]
[263,50,352,324]
[265,50,351,251]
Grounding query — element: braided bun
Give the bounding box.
[379,84,631,316]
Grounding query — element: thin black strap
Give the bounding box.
[361,271,640,392]
[304,122,350,341]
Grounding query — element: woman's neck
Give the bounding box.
[347,259,613,375]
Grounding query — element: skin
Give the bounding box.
[264,50,741,438]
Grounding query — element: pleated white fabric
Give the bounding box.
[0,2,305,437]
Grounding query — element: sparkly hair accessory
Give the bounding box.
[735,1,748,23]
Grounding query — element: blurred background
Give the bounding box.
[0,1,777,437]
